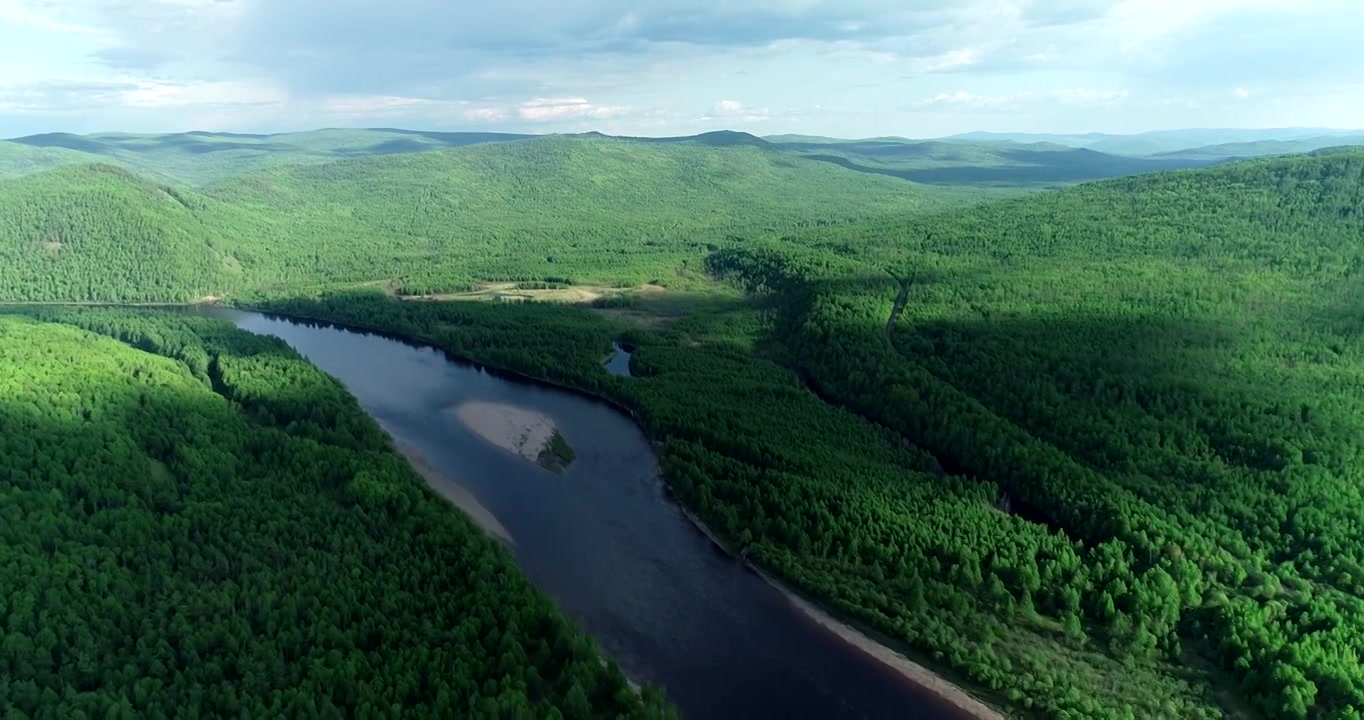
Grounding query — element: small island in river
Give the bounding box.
[453,400,576,473]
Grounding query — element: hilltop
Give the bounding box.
[944,127,1364,156]
[3,125,1310,190]
[197,134,990,294]
[1153,134,1364,160]
[764,136,1216,186]
[0,128,537,185]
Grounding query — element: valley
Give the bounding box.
[3,128,1364,719]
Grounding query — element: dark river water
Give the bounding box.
[205,308,974,720]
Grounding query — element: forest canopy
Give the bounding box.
[0,308,674,719]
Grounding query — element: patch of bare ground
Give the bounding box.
[398,281,671,307]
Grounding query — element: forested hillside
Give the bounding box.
[2,126,1240,190]
[707,148,1364,718]
[764,137,1214,186]
[251,149,1364,719]
[0,135,983,301]
[1154,136,1364,160]
[0,308,673,719]
[0,165,238,301]
[0,129,536,185]
[0,141,94,179]
[944,128,1363,156]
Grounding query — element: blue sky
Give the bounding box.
[1,0,1361,138]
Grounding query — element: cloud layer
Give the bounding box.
[1,0,1361,137]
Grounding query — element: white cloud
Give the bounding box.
[0,0,1360,137]
[911,87,1129,113]
[0,0,100,34]
[907,48,982,73]
[710,100,746,116]
[121,79,285,109]
[517,97,629,122]
[913,91,1032,111]
[463,107,508,123]
[1054,88,1128,105]
[320,94,440,115]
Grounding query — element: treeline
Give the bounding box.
[0,308,674,719]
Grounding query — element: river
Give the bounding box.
[204,307,980,720]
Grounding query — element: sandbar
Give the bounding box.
[453,400,573,471]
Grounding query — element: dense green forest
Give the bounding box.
[0,135,989,301]
[937,128,1364,156]
[247,149,1364,719]
[4,130,1364,718]
[0,129,535,185]
[5,126,1284,187]
[763,137,1215,186]
[0,308,674,719]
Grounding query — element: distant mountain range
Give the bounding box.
[932,127,1364,157]
[4,126,1362,190]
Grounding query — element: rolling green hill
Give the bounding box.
[765,136,1217,186]
[0,134,987,301]
[1153,135,1364,160]
[1,128,536,185]
[0,139,96,178]
[4,126,1269,189]
[943,127,1364,156]
[703,147,1364,718]
[0,164,239,301]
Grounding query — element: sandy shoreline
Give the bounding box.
[671,500,1004,719]
[453,400,558,464]
[754,568,1005,720]
[394,441,514,546]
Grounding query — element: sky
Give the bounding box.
[1,0,1361,139]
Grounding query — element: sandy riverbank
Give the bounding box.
[395,441,514,546]
[670,499,1004,720]
[756,569,1006,720]
[453,400,573,471]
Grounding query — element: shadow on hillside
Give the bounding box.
[798,151,1216,186]
[148,136,299,155]
[589,289,756,321]
[366,129,535,148]
[10,132,110,153]
[890,307,1331,479]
